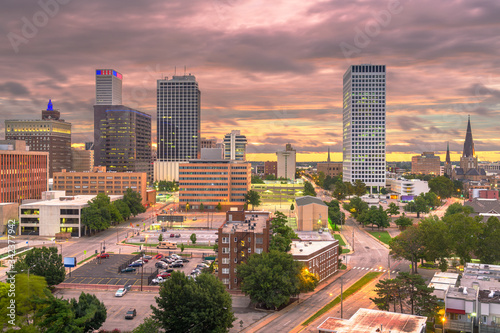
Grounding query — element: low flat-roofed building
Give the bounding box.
[411,152,441,175]
[477,290,500,331]
[217,210,271,290]
[289,240,338,282]
[461,263,500,290]
[444,286,477,332]
[386,178,430,199]
[428,272,459,299]
[19,193,123,238]
[317,162,343,178]
[295,196,328,231]
[317,308,427,333]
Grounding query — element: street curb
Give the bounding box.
[360,228,390,249]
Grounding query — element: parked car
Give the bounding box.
[318,228,323,234]
[134,259,146,264]
[125,308,136,320]
[155,262,168,269]
[151,276,167,285]
[124,284,132,291]
[143,255,153,259]
[154,254,163,260]
[121,267,136,273]
[171,262,184,268]
[169,234,175,238]
[97,253,109,259]
[157,272,171,279]
[181,258,190,263]
[165,268,174,273]
[192,217,197,221]
[197,263,209,268]
[129,262,143,267]
[175,234,181,238]
[115,288,127,297]
[171,254,180,259]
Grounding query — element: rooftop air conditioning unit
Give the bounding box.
[299,249,303,252]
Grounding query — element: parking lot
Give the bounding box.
[63,253,210,286]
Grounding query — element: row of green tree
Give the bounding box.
[390,203,500,273]
[0,273,107,332]
[251,174,291,184]
[371,272,440,317]
[153,180,178,192]
[81,188,146,234]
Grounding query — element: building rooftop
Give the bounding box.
[289,240,337,257]
[221,211,271,234]
[317,308,427,333]
[478,290,500,304]
[446,286,477,301]
[295,196,327,207]
[20,195,123,207]
[460,263,500,290]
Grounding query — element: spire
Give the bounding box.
[446,142,451,164]
[47,99,53,111]
[327,147,331,162]
[462,115,475,158]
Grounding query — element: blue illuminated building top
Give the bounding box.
[47,99,53,111]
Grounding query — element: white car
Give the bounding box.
[151,276,167,285]
[115,288,127,297]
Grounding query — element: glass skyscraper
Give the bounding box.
[157,74,201,161]
[342,65,386,189]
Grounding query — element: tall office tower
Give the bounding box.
[93,105,152,180]
[276,143,296,180]
[157,74,201,162]
[342,65,386,191]
[95,69,123,105]
[223,130,247,161]
[5,100,71,178]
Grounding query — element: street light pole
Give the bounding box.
[352,228,354,252]
[340,276,343,319]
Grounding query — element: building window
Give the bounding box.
[222,268,229,274]
[255,248,263,254]
[248,248,251,254]
[222,237,229,244]
[222,258,230,264]
[256,237,263,244]
[222,248,229,254]
[234,237,237,242]
[234,248,237,252]
[222,279,229,285]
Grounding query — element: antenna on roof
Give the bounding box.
[174,66,176,76]
[184,66,186,75]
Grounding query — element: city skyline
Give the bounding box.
[1,1,500,162]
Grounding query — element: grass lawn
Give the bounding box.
[77,253,97,265]
[333,234,346,246]
[302,272,382,326]
[342,248,350,254]
[368,231,392,245]
[178,244,213,250]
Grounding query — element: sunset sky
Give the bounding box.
[1,0,499,162]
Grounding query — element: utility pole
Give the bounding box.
[141,250,144,291]
[388,253,391,279]
[352,228,354,252]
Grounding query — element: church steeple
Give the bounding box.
[463,115,475,157]
[446,142,451,164]
[327,147,331,162]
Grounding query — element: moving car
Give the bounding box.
[157,241,177,249]
[192,217,197,221]
[115,288,127,297]
[175,234,181,238]
[170,233,175,238]
[121,267,136,273]
[154,254,163,260]
[125,308,136,320]
[97,253,109,259]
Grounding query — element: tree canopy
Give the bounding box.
[151,272,235,333]
[269,211,298,252]
[359,206,389,230]
[303,181,317,197]
[353,179,367,196]
[123,188,146,216]
[428,176,454,198]
[386,202,400,217]
[343,196,369,220]
[11,247,65,287]
[244,190,261,210]
[237,250,303,309]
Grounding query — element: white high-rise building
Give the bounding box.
[342,65,386,190]
[276,143,296,180]
[223,130,247,161]
[95,69,122,105]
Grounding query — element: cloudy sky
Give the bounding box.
[1,0,500,162]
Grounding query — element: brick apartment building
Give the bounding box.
[53,167,148,206]
[217,211,271,290]
[264,161,277,177]
[290,240,339,282]
[316,162,343,178]
[0,140,48,204]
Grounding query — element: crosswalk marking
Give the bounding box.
[350,266,397,273]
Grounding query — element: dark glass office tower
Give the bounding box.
[157,74,201,161]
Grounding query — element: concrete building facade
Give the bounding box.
[5,101,71,177]
[295,196,329,231]
[217,211,271,289]
[19,192,123,237]
[223,130,247,161]
[411,152,441,175]
[386,178,430,198]
[0,203,19,235]
[276,144,296,180]
[178,160,251,211]
[53,167,148,206]
[71,148,94,172]
[95,69,122,105]
[342,65,386,190]
[317,162,343,178]
[200,138,217,149]
[0,140,48,204]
